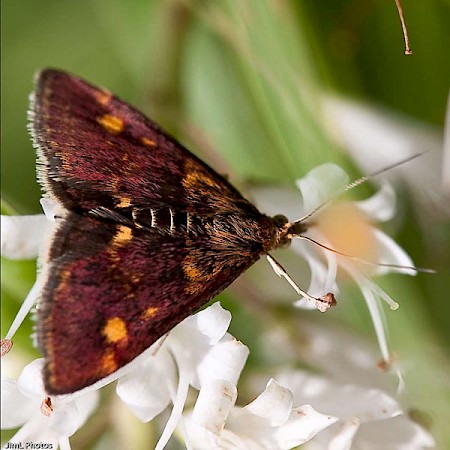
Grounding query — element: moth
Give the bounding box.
[31,69,335,395]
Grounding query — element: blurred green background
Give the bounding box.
[2,0,450,448]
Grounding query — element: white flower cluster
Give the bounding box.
[1,166,435,449]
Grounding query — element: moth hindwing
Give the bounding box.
[32,69,282,394]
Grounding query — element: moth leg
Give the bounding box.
[266,253,336,312]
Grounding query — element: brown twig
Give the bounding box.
[394,0,412,55]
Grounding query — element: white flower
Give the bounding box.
[1,199,58,345]
[276,370,435,450]
[251,310,436,449]
[2,167,424,448]
[185,378,337,449]
[1,359,98,450]
[294,164,416,367]
[116,302,249,450]
[1,214,53,260]
[254,164,416,370]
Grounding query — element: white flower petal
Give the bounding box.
[217,429,249,449]
[332,387,401,423]
[372,229,416,276]
[2,359,98,446]
[117,348,176,422]
[297,238,338,294]
[194,334,249,389]
[291,238,339,309]
[186,421,220,449]
[183,302,231,345]
[155,366,190,450]
[292,242,327,301]
[184,376,338,450]
[288,321,399,391]
[48,391,99,438]
[353,414,435,449]
[5,276,44,340]
[277,371,401,422]
[296,164,349,214]
[244,379,293,426]
[273,405,338,449]
[58,437,72,450]
[1,215,52,259]
[1,377,39,428]
[189,379,237,446]
[71,391,99,431]
[356,278,391,360]
[48,402,79,438]
[40,197,62,222]
[17,359,46,398]
[294,298,318,310]
[328,417,360,450]
[226,405,305,449]
[5,416,58,450]
[250,185,305,221]
[355,183,396,222]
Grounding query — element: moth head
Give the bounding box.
[271,214,309,249]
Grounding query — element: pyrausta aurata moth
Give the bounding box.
[30,69,335,395]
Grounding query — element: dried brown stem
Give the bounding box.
[394,0,412,55]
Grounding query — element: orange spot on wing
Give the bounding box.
[112,225,133,247]
[183,159,220,191]
[103,317,128,344]
[141,137,157,147]
[182,253,217,294]
[99,348,118,375]
[94,90,112,106]
[183,258,203,282]
[141,306,159,320]
[107,227,142,284]
[97,114,124,134]
[116,197,132,208]
[53,265,75,300]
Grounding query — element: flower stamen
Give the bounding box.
[40,397,54,417]
[4,276,44,341]
[1,338,13,356]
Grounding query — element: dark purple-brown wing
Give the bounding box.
[38,213,259,394]
[31,69,256,216]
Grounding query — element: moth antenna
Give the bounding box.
[295,235,435,274]
[293,153,423,225]
[266,253,336,312]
